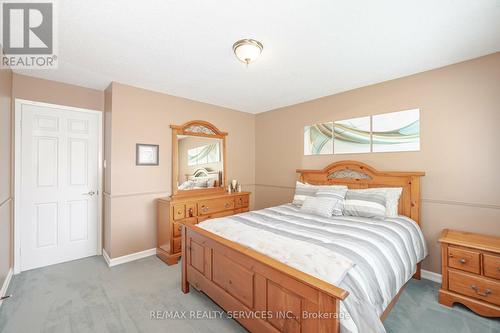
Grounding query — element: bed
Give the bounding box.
[181,161,426,333]
[178,167,221,190]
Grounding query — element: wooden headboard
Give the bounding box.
[297,160,425,226]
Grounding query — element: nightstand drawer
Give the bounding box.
[484,254,500,280]
[448,247,480,274]
[449,270,500,306]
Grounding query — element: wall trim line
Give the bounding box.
[0,197,12,208]
[0,268,13,308]
[421,198,500,210]
[420,269,442,283]
[255,183,294,189]
[102,248,156,267]
[106,184,255,199]
[254,184,500,210]
[109,191,170,198]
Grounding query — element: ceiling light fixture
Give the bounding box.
[232,39,263,66]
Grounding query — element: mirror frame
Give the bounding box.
[171,120,228,198]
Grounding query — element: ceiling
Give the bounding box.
[15,0,500,113]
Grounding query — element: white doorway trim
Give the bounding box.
[14,99,103,274]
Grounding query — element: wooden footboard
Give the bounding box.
[181,224,349,333]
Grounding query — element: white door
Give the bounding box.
[18,101,101,271]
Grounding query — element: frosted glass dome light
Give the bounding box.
[233,39,263,65]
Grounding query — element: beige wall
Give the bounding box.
[103,84,113,255]
[5,54,498,276]
[12,74,104,111]
[105,82,255,258]
[255,52,500,274]
[0,66,13,289]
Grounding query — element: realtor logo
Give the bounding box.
[1,0,57,69]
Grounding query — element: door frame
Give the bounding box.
[14,99,103,274]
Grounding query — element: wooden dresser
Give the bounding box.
[439,229,500,317]
[157,191,250,265]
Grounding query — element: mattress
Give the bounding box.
[198,204,428,333]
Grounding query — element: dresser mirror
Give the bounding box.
[171,121,227,197]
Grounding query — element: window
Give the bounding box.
[188,143,220,166]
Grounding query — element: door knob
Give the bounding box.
[82,191,96,196]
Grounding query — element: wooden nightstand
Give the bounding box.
[438,229,500,317]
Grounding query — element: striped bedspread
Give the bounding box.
[198,204,427,333]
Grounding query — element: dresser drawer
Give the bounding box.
[235,195,249,208]
[449,270,500,305]
[184,217,197,225]
[173,204,185,220]
[174,218,197,237]
[186,203,196,218]
[173,237,181,253]
[197,210,235,223]
[173,222,182,237]
[484,254,500,280]
[198,198,234,215]
[448,247,480,274]
[210,210,235,218]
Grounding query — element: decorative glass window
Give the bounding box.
[184,125,216,135]
[304,122,333,155]
[188,144,220,166]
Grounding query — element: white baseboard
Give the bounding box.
[102,248,156,267]
[0,268,13,308]
[421,269,442,283]
[102,248,112,266]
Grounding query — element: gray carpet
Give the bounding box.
[0,255,498,333]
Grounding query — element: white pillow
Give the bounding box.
[300,197,338,217]
[314,188,348,216]
[292,181,348,206]
[343,191,387,219]
[348,187,402,217]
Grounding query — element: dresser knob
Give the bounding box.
[459,258,467,264]
[471,285,492,297]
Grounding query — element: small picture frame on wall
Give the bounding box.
[136,144,159,166]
